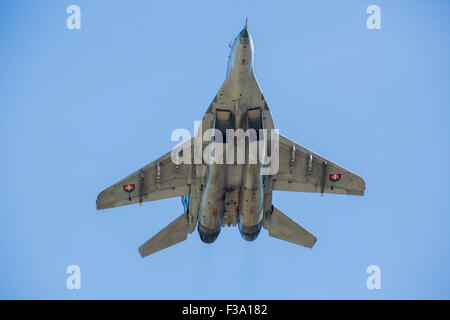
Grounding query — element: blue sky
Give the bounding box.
[1,0,449,299]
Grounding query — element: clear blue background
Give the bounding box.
[1,0,449,299]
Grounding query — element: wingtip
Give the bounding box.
[95,188,115,210]
[357,175,366,196]
[96,192,105,210]
[309,236,318,249]
[138,246,145,258]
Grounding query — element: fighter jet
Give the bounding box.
[96,22,365,258]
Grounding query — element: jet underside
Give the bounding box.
[96,24,365,258]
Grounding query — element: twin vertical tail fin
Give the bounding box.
[138,212,189,258]
[267,206,317,248]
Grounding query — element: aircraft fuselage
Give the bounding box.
[195,25,271,243]
[96,22,364,258]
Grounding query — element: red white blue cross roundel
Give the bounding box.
[122,184,136,193]
[329,173,342,183]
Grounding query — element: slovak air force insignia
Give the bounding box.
[329,173,341,183]
[122,184,136,193]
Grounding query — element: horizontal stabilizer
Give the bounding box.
[268,206,317,248]
[138,212,188,258]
